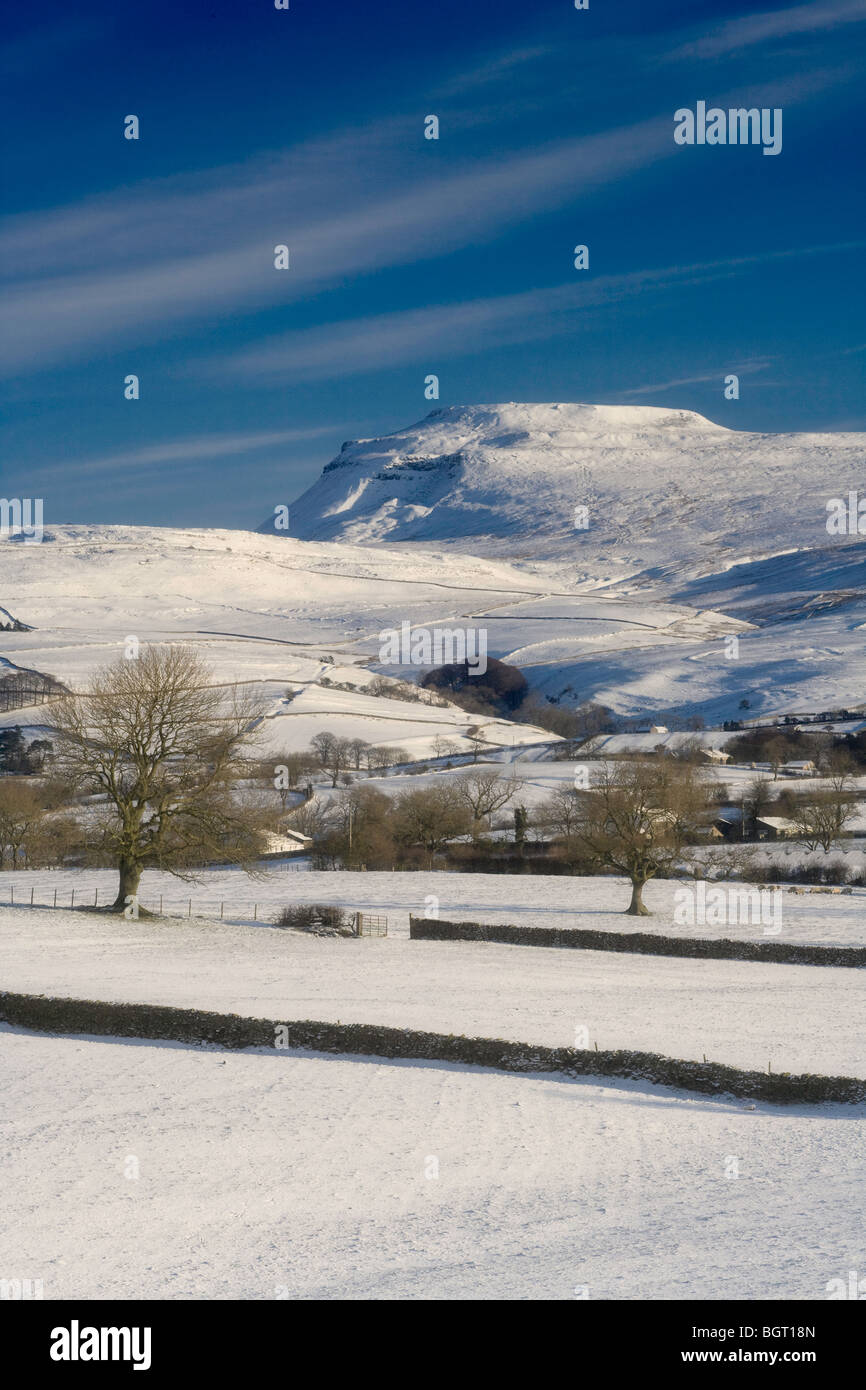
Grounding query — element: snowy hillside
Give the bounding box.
[277,402,865,587]
[2,511,866,725]
[0,524,560,754]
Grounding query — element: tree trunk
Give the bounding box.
[626,878,651,915]
[112,858,142,912]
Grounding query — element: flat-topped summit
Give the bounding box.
[274,402,864,586]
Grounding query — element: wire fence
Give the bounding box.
[2,880,302,922]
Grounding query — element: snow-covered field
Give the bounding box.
[1,1024,861,1300]
[249,684,550,760]
[2,900,864,1077]
[3,864,864,945]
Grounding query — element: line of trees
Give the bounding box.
[0,669,66,712]
[290,754,864,913]
[290,759,711,912]
[296,768,520,871]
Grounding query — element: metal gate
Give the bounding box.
[355,912,388,937]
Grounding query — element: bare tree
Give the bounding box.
[345,737,370,771]
[323,785,396,868]
[431,735,460,760]
[0,781,48,869]
[465,727,488,763]
[764,736,788,780]
[790,758,858,852]
[367,745,410,770]
[744,776,773,825]
[535,785,596,871]
[28,811,83,869]
[286,795,337,841]
[364,745,390,771]
[537,785,585,840]
[310,730,337,772]
[393,784,471,868]
[454,769,515,837]
[310,731,354,787]
[568,760,710,914]
[53,646,268,910]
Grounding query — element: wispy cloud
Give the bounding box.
[435,42,555,97]
[0,0,858,388]
[619,360,773,398]
[1,46,846,381]
[0,118,678,375]
[211,243,863,383]
[668,0,866,61]
[0,114,673,375]
[31,427,332,483]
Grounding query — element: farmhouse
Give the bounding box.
[700,748,731,765]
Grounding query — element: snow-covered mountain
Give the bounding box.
[277,402,865,590]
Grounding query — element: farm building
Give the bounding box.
[754,815,798,841]
[263,829,312,857]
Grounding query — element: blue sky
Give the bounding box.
[2,0,864,530]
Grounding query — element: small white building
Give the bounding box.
[780,760,817,777]
[700,748,731,764]
[263,828,312,857]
